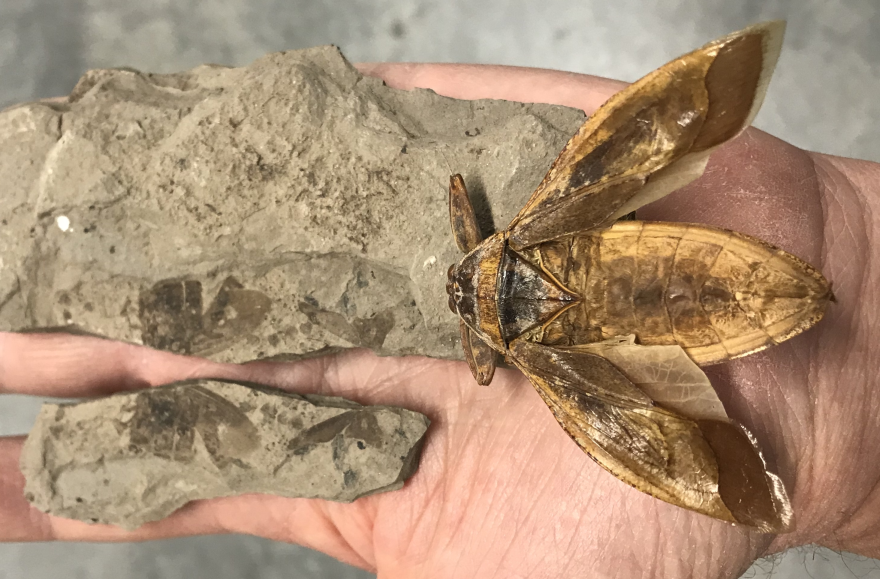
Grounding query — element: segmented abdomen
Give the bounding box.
[532,221,832,365]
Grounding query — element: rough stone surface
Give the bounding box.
[0,46,585,362]
[20,379,430,530]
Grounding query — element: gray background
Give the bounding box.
[1,1,877,578]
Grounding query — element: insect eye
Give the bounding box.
[448,295,457,313]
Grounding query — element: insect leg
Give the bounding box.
[460,320,497,386]
[449,174,484,253]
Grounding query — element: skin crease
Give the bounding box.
[0,63,878,578]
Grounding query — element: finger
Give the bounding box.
[39,65,627,118]
[0,331,234,397]
[356,62,627,115]
[0,437,51,542]
[0,329,467,420]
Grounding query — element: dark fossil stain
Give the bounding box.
[287,411,356,455]
[297,301,394,349]
[128,385,259,469]
[343,469,358,487]
[138,280,204,354]
[331,433,346,468]
[139,276,271,355]
[346,411,383,446]
[286,409,386,457]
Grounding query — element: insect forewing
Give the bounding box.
[509,338,793,532]
[507,21,785,250]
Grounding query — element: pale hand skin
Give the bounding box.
[1,64,878,579]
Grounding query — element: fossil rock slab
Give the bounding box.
[20,380,430,530]
[0,45,585,362]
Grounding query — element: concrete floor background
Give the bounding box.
[1,1,878,578]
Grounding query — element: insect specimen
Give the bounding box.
[445,21,832,533]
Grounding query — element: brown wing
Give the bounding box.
[506,21,785,250]
[508,338,793,532]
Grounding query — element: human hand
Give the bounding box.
[1,63,878,579]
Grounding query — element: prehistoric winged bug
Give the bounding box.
[445,21,833,533]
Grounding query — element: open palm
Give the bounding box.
[2,64,879,579]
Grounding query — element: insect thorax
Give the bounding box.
[496,244,579,345]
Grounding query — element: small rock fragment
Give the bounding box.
[20,380,429,530]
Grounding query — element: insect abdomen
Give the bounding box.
[537,221,832,365]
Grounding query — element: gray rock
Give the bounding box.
[0,45,585,362]
[20,379,430,530]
